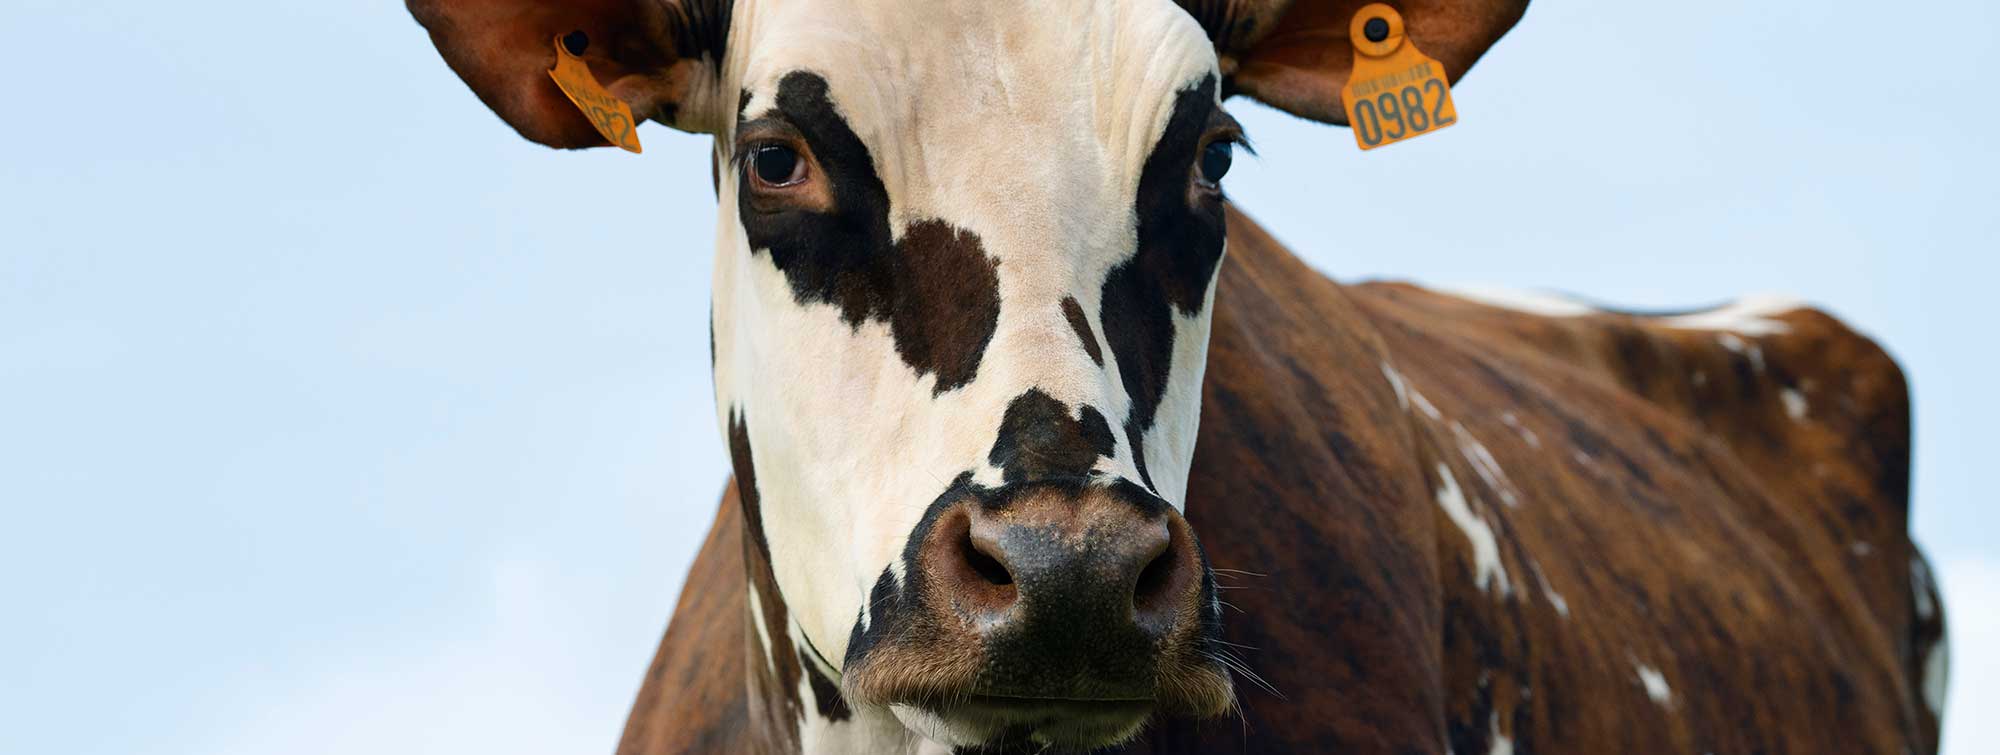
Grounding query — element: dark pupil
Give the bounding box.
[1200,141,1233,183]
[753,146,798,184]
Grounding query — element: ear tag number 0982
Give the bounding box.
[1341,3,1456,151]
[548,34,643,153]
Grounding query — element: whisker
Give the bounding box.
[1210,568,1269,578]
[1209,649,1283,699]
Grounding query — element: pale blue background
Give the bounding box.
[2,1,1993,753]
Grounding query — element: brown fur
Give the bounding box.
[1347,281,1936,754]
[1180,0,1531,125]
[406,0,727,147]
[621,207,1939,753]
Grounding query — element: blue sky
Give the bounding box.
[2,1,1993,753]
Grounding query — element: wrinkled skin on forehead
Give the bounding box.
[709,0,1228,684]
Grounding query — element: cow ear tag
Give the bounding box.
[1341,4,1456,151]
[548,32,643,153]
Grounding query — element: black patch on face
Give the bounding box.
[1099,75,1227,490]
[727,409,769,557]
[738,72,1001,394]
[1061,296,1104,366]
[987,389,1117,484]
[798,648,852,722]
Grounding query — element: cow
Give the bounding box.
[406,0,1949,752]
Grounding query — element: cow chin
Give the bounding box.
[842,629,1236,749]
[889,698,1155,751]
[870,664,1235,750]
[849,646,1235,749]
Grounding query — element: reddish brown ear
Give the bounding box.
[408,0,731,147]
[1181,0,1527,125]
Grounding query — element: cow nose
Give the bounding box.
[918,482,1204,693]
[962,501,1185,628]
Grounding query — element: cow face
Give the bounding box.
[410,0,1526,748]
[712,1,1236,744]
[708,5,1243,747]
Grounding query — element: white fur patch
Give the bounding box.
[1488,711,1515,755]
[1632,659,1674,706]
[1437,285,1597,317]
[1924,637,1950,716]
[747,581,778,679]
[1715,332,1767,373]
[1661,295,1800,336]
[1409,387,1445,422]
[1380,362,1411,410]
[1780,388,1808,421]
[1527,559,1570,619]
[1500,411,1540,449]
[1453,421,1518,508]
[1434,463,1509,596]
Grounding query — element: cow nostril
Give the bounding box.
[962,531,1014,586]
[926,507,1019,617]
[1133,543,1176,610]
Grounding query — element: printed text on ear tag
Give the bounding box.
[548,33,642,153]
[1341,3,1456,151]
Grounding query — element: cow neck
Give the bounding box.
[1146,206,1452,751]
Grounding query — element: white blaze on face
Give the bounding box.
[709,0,1225,670]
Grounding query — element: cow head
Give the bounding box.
[411,0,1523,748]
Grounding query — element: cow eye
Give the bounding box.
[750,145,806,187]
[1197,141,1233,185]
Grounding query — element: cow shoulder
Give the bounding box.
[1353,283,1911,526]
[1344,282,1927,753]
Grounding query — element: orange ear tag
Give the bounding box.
[1341,4,1456,151]
[548,33,643,153]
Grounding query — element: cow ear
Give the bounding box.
[408,0,732,148]
[1184,0,1527,125]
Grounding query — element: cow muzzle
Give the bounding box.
[843,480,1234,748]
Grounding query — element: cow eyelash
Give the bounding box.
[1200,108,1248,152]
[728,139,780,172]
[1206,125,1255,156]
